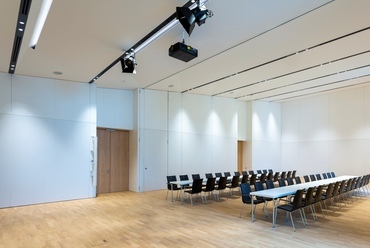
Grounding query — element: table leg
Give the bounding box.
[251,196,255,222]
[272,198,278,228]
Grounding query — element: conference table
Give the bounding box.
[249,175,355,228]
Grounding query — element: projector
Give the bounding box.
[169,42,198,62]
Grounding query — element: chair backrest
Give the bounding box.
[263,169,268,174]
[248,170,254,175]
[242,171,248,176]
[305,187,315,205]
[322,173,327,179]
[217,177,227,190]
[291,170,297,178]
[331,172,336,177]
[280,171,287,179]
[215,172,222,178]
[167,175,179,190]
[278,178,287,187]
[327,172,332,178]
[240,183,252,203]
[287,177,294,185]
[303,175,310,183]
[332,181,340,196]
[205,173,213,179]
[268,169,273,173]
[204,177,216,191]
[267,172,273,181]
[192,174,201,180]
[191,178,203,194]
[234,171,241,176]
[291,190,304,211]
[273,172,279,182]
[310,174,316,181]
[287,171,292,178]
[254,181,264,191]
[224,172,231,177]
[315,185,324,202]
[338,180,346,194]
[249,174,257,185]
[257,170,262,174]
[241,174,249,184]
[180,174,189,181]
[230,175,239,187]
[325,183,334,198]
[266,179,275,189]
[295,176,302,184]
[316,174,322,180]
[259,173,266,183]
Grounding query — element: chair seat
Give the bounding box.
[277,204,293,211]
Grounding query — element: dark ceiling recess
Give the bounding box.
[88,0,195,84]
[8,0,33,74]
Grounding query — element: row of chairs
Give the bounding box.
[303,172,336,182]
[240,174,370,231]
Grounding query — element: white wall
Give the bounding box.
[97,88,133,130]
[282,86,370,176]
[0,73,96,208]
[249,101,282,173]
[137,89,238,191]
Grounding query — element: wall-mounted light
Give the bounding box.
[29,0,53,49]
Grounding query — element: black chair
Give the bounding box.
[202,177,216,203]
[280,171,287,179]
[287,171,292,178]
[268,169,273,173]
[192,174,201,180]
[184,178,203,206]
[266,179,275,189]
[224,172,231,177]
[234,171,241,176]
[227,176,240,197]
[278,178,287,187]
[263,169,268,174]
[248,170,254,175]
[215,176,227,200]
[274,189,306,232]
[316,174,322,180]
[331,181,341,211]
[322,183,334,211]
[239,183,264,218]
[309,174,316,181]
[331,172,336,177]
[273,172,279,182]
[241,174,249,184]
[259,173,266,183]
[267,172,273,181]
[215,172,222,178]
[295,176,302,184]
[303,175,310,183]
[242,171,248,176]
[302,187,316,222]
[249,174,257,187]
[166,175,181,201]
[287,177,294,186]
[291,170,297,178]
[205,173,213,179]
[322,173,328,179]
[327,172,332,178]
[313,185,325,217]
[254,181,272,212]
[257,170,262,174]
[179,174,191,189]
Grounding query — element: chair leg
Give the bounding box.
[289,212,296,232]
[239,203,244,218]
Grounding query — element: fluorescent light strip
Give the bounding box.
[29,0,53,49]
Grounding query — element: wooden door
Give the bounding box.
[238,141,243,173]
[97,128,129,194]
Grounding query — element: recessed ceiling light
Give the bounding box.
[53,71,63,75]
[19,21,24,25]
[18,28,23,31]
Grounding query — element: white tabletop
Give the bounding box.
[250,175,356,199]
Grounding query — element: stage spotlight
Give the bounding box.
[176,7,196,36]
[192,6,212,26]
[120,55,136,74]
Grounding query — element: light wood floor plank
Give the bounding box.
[0,189,369,247]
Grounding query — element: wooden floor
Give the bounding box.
[0,188,369,248]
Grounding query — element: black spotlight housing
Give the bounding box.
[192,7,209,26]
[176,7,196,36]
[120,56,136,73]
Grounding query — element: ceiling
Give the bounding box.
[2,0,370,102]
